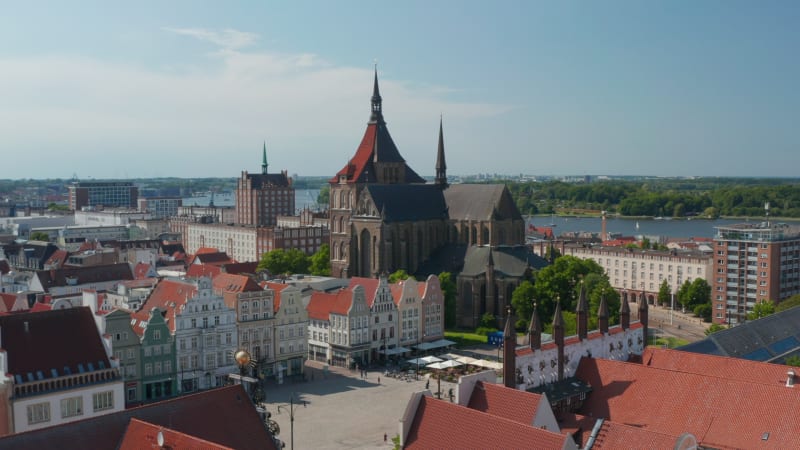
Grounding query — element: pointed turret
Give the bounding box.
[369,66,384,124]
[529,301,541,351]
[639,291,649,348]
[598,294,609,334]
[503,306,517,389]
[576,282,588,340]
[553,300,565,381]
[620,292,630,330]
[262,141,268,174]
[435,116,447,187]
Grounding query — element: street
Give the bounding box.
[640,304,710,343]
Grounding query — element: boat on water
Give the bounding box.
[549,214,557,227]
[635,221,640,231]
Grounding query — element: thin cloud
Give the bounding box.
[163,27,259,49]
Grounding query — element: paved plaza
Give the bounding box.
[263,361,456,449]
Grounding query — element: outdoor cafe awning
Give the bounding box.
[406,356,443,366]
[426,360,463,370]
[414,339,457,351]
[380,346,412,356]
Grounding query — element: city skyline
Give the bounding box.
[1,1,798,179]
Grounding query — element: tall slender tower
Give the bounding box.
[598,294,609,334]
[528,301,541,351]
[553,300,565,381]
[576,282,588,340]
[435,116,447,187]
[503,306,517,388]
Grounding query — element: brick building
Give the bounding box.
[235,144,294,227]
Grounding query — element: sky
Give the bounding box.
[1,1,798,179]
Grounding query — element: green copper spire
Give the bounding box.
[262,141,268,174]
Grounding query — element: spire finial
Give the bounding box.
[370,64,384,123]
[262,141,268,174]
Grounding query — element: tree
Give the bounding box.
[776,294,800,312]
[531,255,612,326]
[257,248,310,275]
[785,355,800,367]
[544,244,561,262]
[693,303,712,322]
[309,244,331,276]
[438,272,457,329]
[317,185,330,206]
[705,323,727,335]
[747,300,776,320]
[686,278,711,308]
[676,280,692,310]
[388,269,412,283]
[29,231,50,241]
[657,280,671,307]
[511,281,536,330]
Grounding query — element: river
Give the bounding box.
[182,189,321,211]
[528,215,800,239]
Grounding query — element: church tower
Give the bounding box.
[435,117,447,187]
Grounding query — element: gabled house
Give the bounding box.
[0,307,124,436]
[29,262,134,302]
[104,308,143,407]
[306,285,370,369]
[350,276,399,362]
[266,282,308,381]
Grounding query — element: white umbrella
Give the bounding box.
[420,355,444,364]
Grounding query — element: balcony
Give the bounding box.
[13,368,121,399]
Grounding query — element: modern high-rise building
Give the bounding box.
[68,181,138,211]
[235,144,294,226]
[712,222,800,325]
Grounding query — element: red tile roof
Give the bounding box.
[642,347,792,386]
[133,262,153,279]
[466,381,542,425]
[45,249,68,268]
[306,289,353,321]
[133,279,194,335]
[29,302,52,313]
[0,385,276,450]
[186,263,222,279]
[405,395,571,450]
[0,293,18,312]
[575,357,800,449]
[191,251,234,266]
[35,263,134,290]
[263,282,289,313]
[348,277,379,307]
[119,418,233,450]
[213,273,261,294]
[0,307,110,380]
[332,124,377,184]
[390,283,403,306]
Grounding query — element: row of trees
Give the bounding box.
[505,179,800,218]
[257,244,331,277]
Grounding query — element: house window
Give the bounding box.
[144,363,152,376]
[153,330,161,340]
[93,391,114,411]
[27,402,51,425]
[61,397,83,418]
[127,386,137,402]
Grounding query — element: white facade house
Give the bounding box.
[265,283,308,381]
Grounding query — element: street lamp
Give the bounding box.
[277,392,306,450]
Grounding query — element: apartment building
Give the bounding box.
[563,244,712,302]
[68,181,138,211]
[712,222,800,324]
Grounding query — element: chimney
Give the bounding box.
[620,292,630,330]
[598,294,609,334]
[553,300,565,381]
[528,302,541,351]
[576,282,588,340]
[787,370,796,388]
[502,306,517,389]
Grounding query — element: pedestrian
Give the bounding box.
[384,433,387,443]
[378,376,380,384]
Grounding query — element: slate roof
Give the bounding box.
[191,251,235,265]
[574,356,800,449]
[118,418,233,450]
[444,184,522,221]
[404,394,571,449]
[679,305,800,363]
[460,245,548,277]
[0,385,276,450]
[244,172,291,189]
[0,307,111,381]
[362,184,448,222]
[413,243,469,277]
[220,261,259,275]
[35,262,134,290]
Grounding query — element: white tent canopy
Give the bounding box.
[426,360,463,370]
[380,346,412,356]
[406,356,443,366]
[414,339,457,351]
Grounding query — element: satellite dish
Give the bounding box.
[673,432,697,450]
[157,430,165,447]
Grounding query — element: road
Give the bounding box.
[641,304,710,343]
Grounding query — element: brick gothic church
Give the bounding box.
[329,70,527,283]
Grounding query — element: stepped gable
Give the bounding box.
[0,385,276,450]
[348,277,380,306]
[132,279,195,335]
[363,184,448,222]
[0,307,110,381]
[444,184,523,221]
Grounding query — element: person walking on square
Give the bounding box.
[384,433,387,443]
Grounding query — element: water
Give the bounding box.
[528,216,800,239]
[182,189,321,212]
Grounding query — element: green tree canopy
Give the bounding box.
[29,231,50,241]
[388,269,413,283]
[317,185,330,206]
[776,295,800,312]
[257,248,310,275]
[686,278,711,308]
[705,323,727,336]
[657,279,671,307]
[747,300,776,321]
[511,280,536,331]
[785,355,800,367]
[309,244,331,276]
[438,272,457,329]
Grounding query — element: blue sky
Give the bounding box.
[1,1,797,179]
